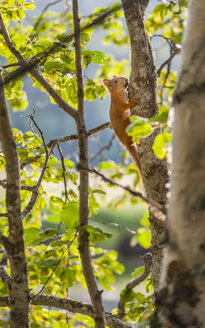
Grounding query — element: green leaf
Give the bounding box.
[137,228,151,249]
[12,34,28,49]
[61,201,79,229]
[38,228,58,238]
[80,32,90,43]
[98,161,116,170]
[64,268,76,287]
[120,288,136,302]
[39,258,59,268]
[135,292,145,303]
[82,225,113,243]
[64,159,75,169]
[24,2,35,10]
[89,195,100,215]
[152,132,172,159]
[92,189,106,195]
[151,106,169,123]
[132,266,145,278]
[49,200,61,214]
[24,227,40,246]
[127,117,152,143]
[47,214,61,223]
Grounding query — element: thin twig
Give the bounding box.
[33,0,64,31]
[90,133,115,163]
[151,34,179,52]
[29,110,48,156]
[118,253,152,319]
[57,142,68,203]
[2,62,21,69]
[21,113,55,219]
[157,50,180,76]
[78,164,166,214]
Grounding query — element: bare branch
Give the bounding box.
[47,122,111,147]
[118,253,152,319]
[157,50,180,76]
[0,213,8,218]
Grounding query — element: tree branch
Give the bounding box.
[0,252,11,289]
[73,0,106,327]
[118,253,152,319]
[0,294,131,328]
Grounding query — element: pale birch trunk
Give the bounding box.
[156,0,205,326]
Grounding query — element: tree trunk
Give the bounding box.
[0,69,30,327]
[156,0,205,326]
[122,0,168,290]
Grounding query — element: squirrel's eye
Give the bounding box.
[114,80,117,83]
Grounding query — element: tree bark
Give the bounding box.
[121,0,168,290]
[156,0,205,326]
[0,69,30,327]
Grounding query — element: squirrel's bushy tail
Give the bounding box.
[126,144,144,184]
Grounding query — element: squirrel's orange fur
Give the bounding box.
[103,76,143,182]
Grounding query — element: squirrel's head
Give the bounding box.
[103,76,128,94]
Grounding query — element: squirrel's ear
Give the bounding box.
[113,75,117,78]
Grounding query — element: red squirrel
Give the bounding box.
[103,76,143,183]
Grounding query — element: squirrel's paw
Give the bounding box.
[130,99,139,107]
